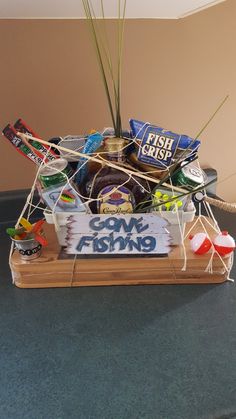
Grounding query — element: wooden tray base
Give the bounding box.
[10,220,230,288]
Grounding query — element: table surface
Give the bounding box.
[1,205,236,419]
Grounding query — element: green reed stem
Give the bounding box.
[195,94,229,139]
[82,0,116,129]
[82,0,126,137]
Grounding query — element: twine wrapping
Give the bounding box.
[206,196,236,213]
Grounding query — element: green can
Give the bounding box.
[38,158,72,188]
[172,162,205,189]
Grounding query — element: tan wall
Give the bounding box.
[0,0,236,200]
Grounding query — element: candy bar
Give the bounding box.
[2,124,44,166]
[14,118,57,163]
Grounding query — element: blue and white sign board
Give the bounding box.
[66,214,171,255]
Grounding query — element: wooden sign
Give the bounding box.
[66,214,171,255]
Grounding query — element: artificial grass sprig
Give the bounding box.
[82,0,127,138]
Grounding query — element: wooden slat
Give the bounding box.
[10,219,231,288]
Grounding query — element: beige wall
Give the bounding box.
[0,0,236,200]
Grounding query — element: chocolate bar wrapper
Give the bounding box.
[2,124,43,166]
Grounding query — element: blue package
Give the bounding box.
[129,119,200,169]
[75,132,103,185]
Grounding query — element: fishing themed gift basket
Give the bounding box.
[4,1,236,288]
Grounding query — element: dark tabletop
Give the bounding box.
[0,203,236,419]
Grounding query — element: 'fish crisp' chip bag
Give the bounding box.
[129,119,201,173]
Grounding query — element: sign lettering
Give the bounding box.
[66,214,171,255]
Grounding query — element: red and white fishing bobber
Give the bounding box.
[213,231,235,256]
[189,233,212,255]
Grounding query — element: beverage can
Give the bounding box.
[38,158,73,188]
[173,162,205,189]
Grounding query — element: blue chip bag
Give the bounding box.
[129,119,200,169]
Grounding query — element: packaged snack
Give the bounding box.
[14,118,57,163]
[129,119,200,170]
[2,124,44,165]
[75,132,103,184]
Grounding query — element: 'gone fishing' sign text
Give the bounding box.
[66,214,171,255]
